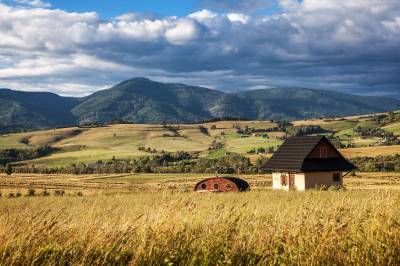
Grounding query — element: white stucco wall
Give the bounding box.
[294,173,305,191]
[272,172,342,191]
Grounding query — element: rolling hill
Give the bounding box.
[0,89,80,132]
[1,77,400,132]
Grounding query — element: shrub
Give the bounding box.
[328,185,347,192]
[54,190,65,197]
[5,164,12,175]
[27,189,36,197]
[41,190,50,196]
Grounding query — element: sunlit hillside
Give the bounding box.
[1,110,400,167]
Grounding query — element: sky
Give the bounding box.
[0,0,399,97]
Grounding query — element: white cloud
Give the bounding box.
[165,19,202,45]
[14,0,51,8]
[188,9,217,22]
[0,1,399,97]
[227,13,249,24]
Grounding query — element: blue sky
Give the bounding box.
[0,0,399,98]
[50,0,199,17]
[3,0,282,17]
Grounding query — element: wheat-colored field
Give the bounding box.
[2,172,400,194]
[0,189,399,265]
[1,173,400,265]
[340,145,400,158]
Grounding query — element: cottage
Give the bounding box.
[194,176,250,192]
[263,136,355,191]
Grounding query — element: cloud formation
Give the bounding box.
[199,0,276,12]
[0,0,399,97]
[13,0,51,8]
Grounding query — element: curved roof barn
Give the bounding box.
[194,176,250,192]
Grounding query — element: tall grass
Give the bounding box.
[1,190,400,265]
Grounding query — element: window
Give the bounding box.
[214,183,219,190]
[226,184,232,191]
[201,183,207,189]
[333,173,341,182]
[320,147,328,158]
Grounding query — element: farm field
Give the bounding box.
[1,111,400,264]
[339,145,400,158]
[2,111,400,168]
[2,172,400,193]
[1,121,280,167]
[1,173,400,265]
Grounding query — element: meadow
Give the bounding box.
[1,113,400,265]
[1,172,400,264]
[1,186,399,265]
[2,114,400,168]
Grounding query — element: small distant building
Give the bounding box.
[263,136,355,191]
[194,176,250,192]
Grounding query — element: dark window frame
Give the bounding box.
[332,172,341,182]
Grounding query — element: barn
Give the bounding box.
[194,177,250,192]
[263,136,356,191]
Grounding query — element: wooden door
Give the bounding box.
[289,174,295,188]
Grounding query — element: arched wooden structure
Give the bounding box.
[194,176,250,192]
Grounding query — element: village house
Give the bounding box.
[263,136,355,191]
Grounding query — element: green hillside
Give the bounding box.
[1,110,400,168]
[1,78,400,133]
[0,89,80,132]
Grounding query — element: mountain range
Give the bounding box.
[1,77,400,133]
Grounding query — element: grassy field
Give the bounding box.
[2,113,400,264]
[340,145,400,158]
[2,111,400,167]
[2,172,400,193]
[1,185,399,265]
[0,122,280,167]
[1,171,400,265]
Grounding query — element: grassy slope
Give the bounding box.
[0,121,280,167]
[2,112,400,166]
[383,122,400,136]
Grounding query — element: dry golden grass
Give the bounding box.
[201,120,276,130]
[0,189,399,265]
[340,145,400,158]
[1,173,400,265]
[2,172,400,193]
[0,173,270,193]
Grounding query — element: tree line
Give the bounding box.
[2,150,400,174]
[351,155,400,172]
[0,152,267,175]
[0,146,57,165]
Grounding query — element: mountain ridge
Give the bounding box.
[1,78,400,133]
